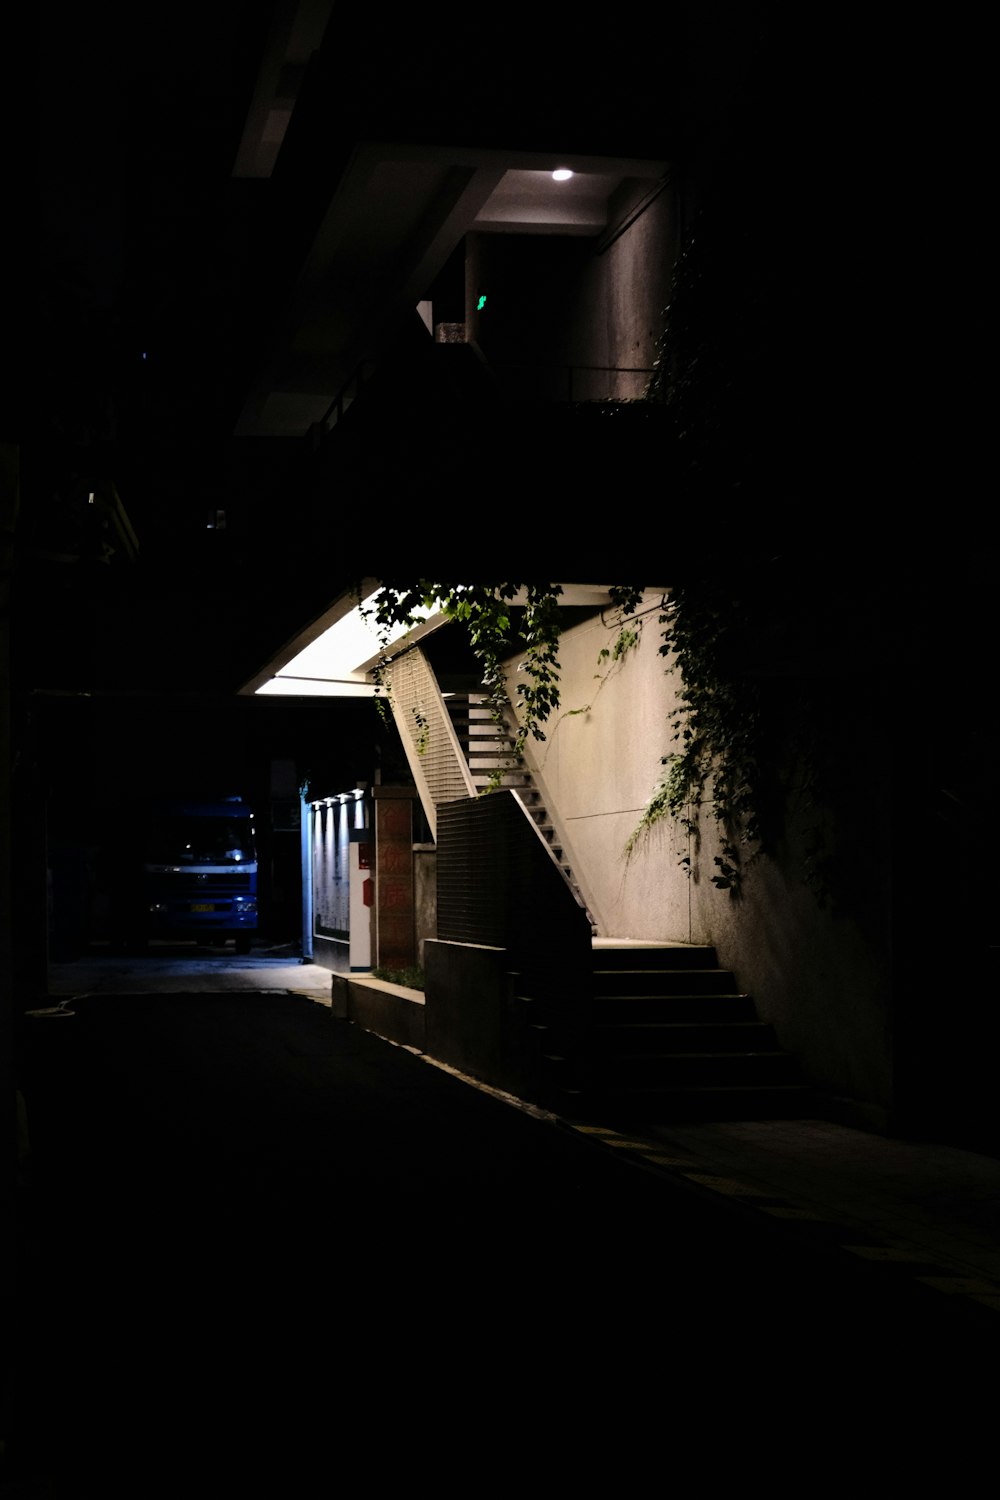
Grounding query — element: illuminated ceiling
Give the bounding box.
[244,583,628,697]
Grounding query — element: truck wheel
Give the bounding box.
[235,934,252,955]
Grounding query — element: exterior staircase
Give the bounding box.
[534,942,815,1122]
[445,693,596,929]
[445,693,529,794]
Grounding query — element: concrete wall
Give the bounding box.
[424,939,542,1099]
[468,182,677,401]
[330,972,425,1052]
[690,814,894,1125]
[503,601,895,1122]
[329,943,546,1104]
[564,180,678,388]
[414,845,436,967]
[506,601,698,942]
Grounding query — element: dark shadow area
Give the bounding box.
[8,990,997,1489]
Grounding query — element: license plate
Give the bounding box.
[191,903,217,912]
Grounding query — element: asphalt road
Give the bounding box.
[10,992,996,1492]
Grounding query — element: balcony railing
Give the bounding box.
[314,353,656,446]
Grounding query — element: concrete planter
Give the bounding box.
[330,972,425,1052]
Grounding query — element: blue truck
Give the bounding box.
[141,798,258,952]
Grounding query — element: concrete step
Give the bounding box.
[449,693,592,935]
[594,1020,780,1053]
[528,946,813,1123]
[592,945,719,971]
[471,776,530,786]
[592,993,759,1023]
[593,967,741,997]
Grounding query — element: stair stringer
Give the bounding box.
[508,707,608,936]
[383,646,475,841]
[447,692,601,933]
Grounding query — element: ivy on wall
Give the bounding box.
[360,581,566,771]
[623,576,771,895]
[362,571,860,905]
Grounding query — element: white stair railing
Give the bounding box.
[383,647,475,842]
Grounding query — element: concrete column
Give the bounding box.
[373,787,416,969]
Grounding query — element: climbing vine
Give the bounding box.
[623,579,767,895]
[410,705,430,757]
[359,581,566,786]
[360,574,844,903]
[622,564,859,903]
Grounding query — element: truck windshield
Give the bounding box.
[146,817,255,865]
